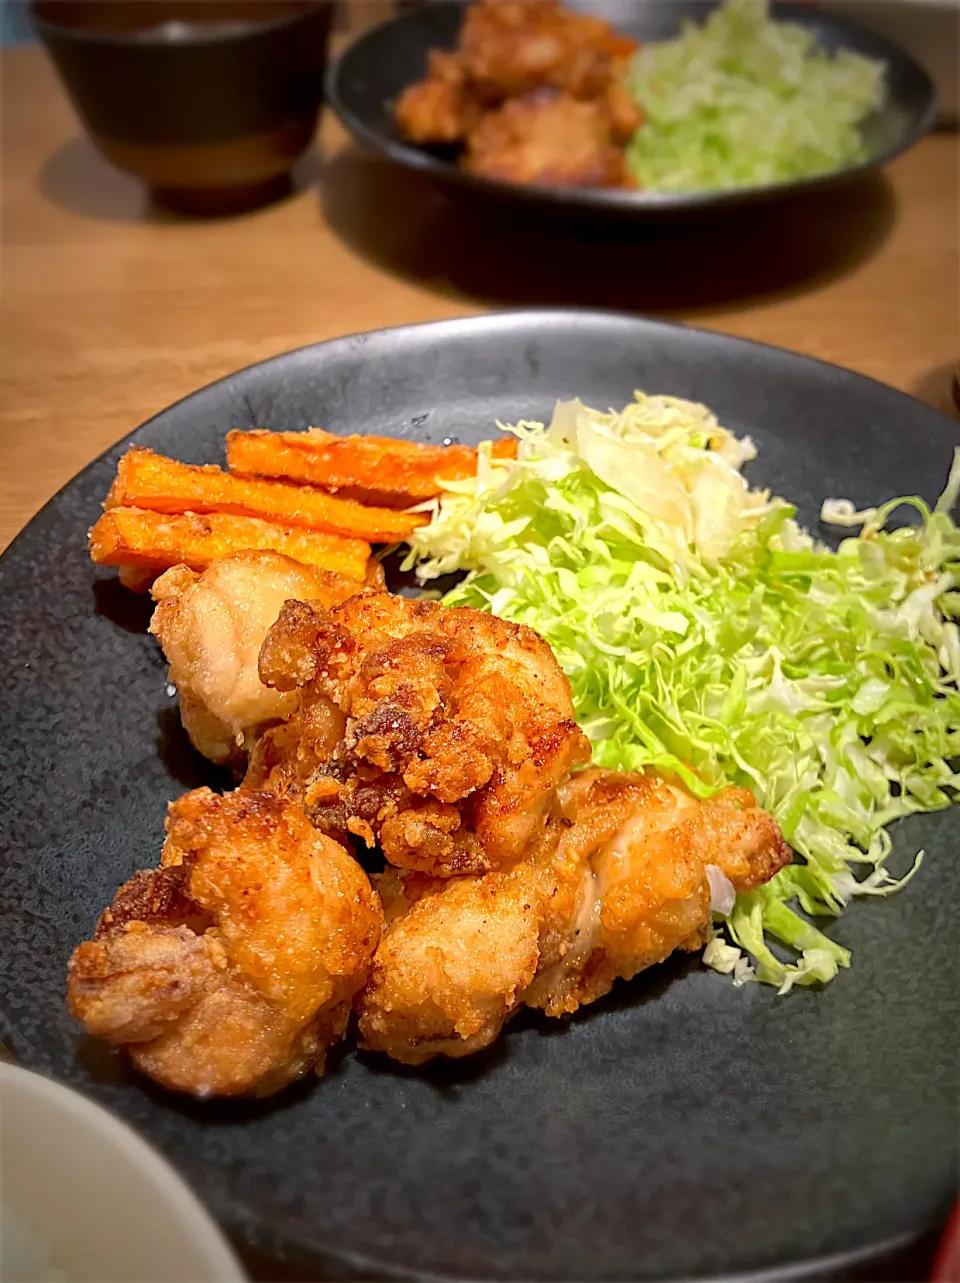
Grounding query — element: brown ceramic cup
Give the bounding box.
[31,0,334,215]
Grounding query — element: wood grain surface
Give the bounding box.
[1,41,957,553]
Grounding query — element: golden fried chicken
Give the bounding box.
[395,50,487,144]
[458,0,636,103]
[358,864,541,1064]
[523,770,791,1015]
[356,769,791,1063]
[67,788,382,1097]
[464,89,629,188]
[149,551,372,767]
[393,0,642,190]
[257,591,591,876]
[601,80,645,145]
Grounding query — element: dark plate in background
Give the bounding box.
[0,312,958,1282]
[327,0,937,225]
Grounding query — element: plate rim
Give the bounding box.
[237,1200,937,1283]
[1,307,956,1283]
[325,0,938,216]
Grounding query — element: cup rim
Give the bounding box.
[29,0,330,47]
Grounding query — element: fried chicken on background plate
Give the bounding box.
[357,769,791,1063]
[456,0,636,100]
[395,49,488,144]
[253,590,591,876]
[394,0,642,190]
[67,788,381,1096]
[465,88,632,188]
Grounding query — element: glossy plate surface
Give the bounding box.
[327,0,937,223]
[0,312,957,1281]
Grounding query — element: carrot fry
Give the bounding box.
[106,447,427,543]
[90,508,371,583]
[225,429,517,507]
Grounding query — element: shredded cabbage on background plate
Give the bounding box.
[625,0,886,192]
[405,394,960,992]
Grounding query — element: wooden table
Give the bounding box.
[2,42,959,552]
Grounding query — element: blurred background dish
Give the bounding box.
[327,0,937,223]
[30,0,334,216]
[817,0,958,124]
[0,1060,244,1282]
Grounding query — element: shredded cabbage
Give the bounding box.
[625,0,886,192]
[405,394,960,992]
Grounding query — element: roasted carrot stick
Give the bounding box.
[106,447,427,543]
[90,508,371,584]
[225,429,517,507]
[118,551,385,597]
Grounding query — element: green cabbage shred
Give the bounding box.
[404,394,960,993]
[624,0,886,192]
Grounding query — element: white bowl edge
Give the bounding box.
[0,1062,245,1283]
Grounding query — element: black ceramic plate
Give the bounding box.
[327,0,937,223]
[1,312,957,1283]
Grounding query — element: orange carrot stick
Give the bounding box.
[90,508,371,584]
[225,429,517,508]
[106,447,426,543]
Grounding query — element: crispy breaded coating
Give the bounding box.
[257,591,591,876]
[357,770,791,1063]
[67,789,382,1097]
[357,865,541,1063]
[524,770,792,1015]
[149,551,364,767]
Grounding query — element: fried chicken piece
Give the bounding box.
[601,79,645,145]
[395,50,487,144]
[356,810,589,1063]
[464,89,628,188]
[524,770,792,1015]
[357,864,541,1063]
[257,591,591,876]
[149,551,368,767]
[67,788,382,1097]
[459,0,637,102]
[393,0,641,174]
[356,770,790,1063]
